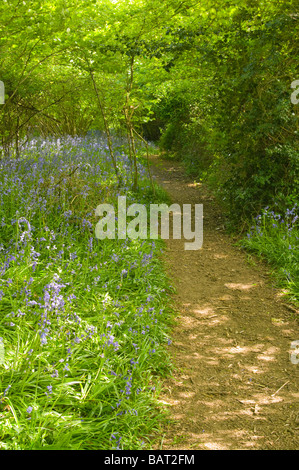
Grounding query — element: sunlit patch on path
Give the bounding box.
[150,155,299,451]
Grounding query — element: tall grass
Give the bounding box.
[0,136,174,450]
[241,205,299,304]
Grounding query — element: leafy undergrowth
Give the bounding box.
[241,205,299,306]
[0,136,174,450]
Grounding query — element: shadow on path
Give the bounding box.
[150,155,299,450]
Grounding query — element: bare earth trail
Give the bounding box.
[149,155,299,450]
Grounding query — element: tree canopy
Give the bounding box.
[1,0,298,220]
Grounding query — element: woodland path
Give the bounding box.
[150,155,298,450]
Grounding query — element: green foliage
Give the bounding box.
[0,136,174,450]
[155,1,299,224]
[0,0,298,450]
[241,205,299,304]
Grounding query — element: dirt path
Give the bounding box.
[150,155,299,450]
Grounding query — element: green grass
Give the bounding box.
[241,205,299,306]
[0,135,175,450]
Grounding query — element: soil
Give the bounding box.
[150,155,299,450]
